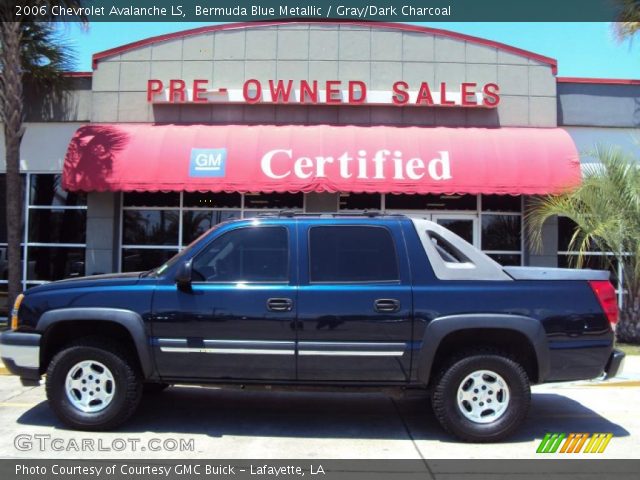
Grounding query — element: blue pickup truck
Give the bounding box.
[0,214,625,441]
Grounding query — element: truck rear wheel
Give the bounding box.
[431,352,530,442]
[45,339,142,430]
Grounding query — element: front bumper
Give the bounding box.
[0,331,41,385]
[604,348,625,379]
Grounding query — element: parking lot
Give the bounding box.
[0,358,638,460]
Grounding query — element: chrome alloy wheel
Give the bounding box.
[64,360,115,413]
[456,369,510,423]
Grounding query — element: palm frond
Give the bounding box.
[612,0,640,41]
[528,144,640,306]
[21,22,77,85]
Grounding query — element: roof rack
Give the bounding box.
[256,210,406,218]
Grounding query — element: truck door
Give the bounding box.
[295,221,413,382]
[151,224,297,381]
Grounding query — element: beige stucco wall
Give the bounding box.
[90,23,557,127]
[0,122,85,173]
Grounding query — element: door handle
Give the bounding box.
[374,298,401,313]
[267,298,293,312]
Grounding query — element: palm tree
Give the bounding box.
[0,3,86,308]
[527,146,640,343]
[613,0,640,41]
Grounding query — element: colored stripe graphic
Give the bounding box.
[537,433,613,454]
[537,433,565,453]
[584,433,613,453]
[560,433,588,453]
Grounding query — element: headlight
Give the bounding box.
[10,293,24,330]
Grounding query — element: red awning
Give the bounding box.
[62,124,580,195]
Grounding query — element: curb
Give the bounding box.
[585,380,640,387]
[0,325,8,375]
[0,359,7,376]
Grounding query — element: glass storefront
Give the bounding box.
[119,192,523,273]
[120,191,303,272]
[0,173,87,315]
[26,174,87,286]
[557,216,623,304]
[24,174,87,287]
[395,193,521,265]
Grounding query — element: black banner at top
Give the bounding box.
[4,0,629,22]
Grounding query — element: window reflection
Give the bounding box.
[192,227,288,282]
[123,192,179,208]
[30,174,86,206]
[243,193,303,209]
[28,210,86,244]
[386,194,477,211]
[123,210,179,246]
[436,219,474,244]
[481,195,521,213]
[122,248,178,272]
[20,174,88,286]
[27,247,85,281]
[487,254,521,266]
[0,284,8,318]
[481,215,521,251]
[183,192,241,208]
[182,210,241,244]
[339,193,381,210]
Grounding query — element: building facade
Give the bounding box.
[1,21,639,317]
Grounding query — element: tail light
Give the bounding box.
[588,280,618,326]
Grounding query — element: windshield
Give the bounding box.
[144,224,223,277]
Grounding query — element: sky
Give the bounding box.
[59,22,640,78]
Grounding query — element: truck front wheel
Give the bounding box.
[45,339,143,430]
[431,352,530,442]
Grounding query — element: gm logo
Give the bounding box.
[189,148,227,177]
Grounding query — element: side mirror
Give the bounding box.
[175,260,193,289]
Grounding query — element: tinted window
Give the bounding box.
[243,193,303,209]
[123,192,179,207]
[386,194,477,210]
[183,192,241,208]
[30,174,86,206]
[193,227,288,282]
[182,210,241,244]
[123,210,179,246]
[488,253,522,266]
[481,215,521,251]
[122,248,178,273]
[26,247,85,281]
[557,217,599,253]
[339,193,381,210]
[309,226,399,283]
[28,210,86,244]
[481,195,521,212]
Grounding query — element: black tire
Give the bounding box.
[143,382,170,393]
[431,352,530,442]
[45,337,143,431]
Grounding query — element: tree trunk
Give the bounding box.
[616,305,640,344]
[0,21,25,308]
